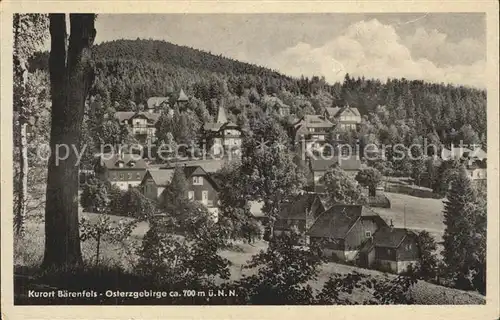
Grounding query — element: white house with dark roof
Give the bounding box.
[323,104,362,131]
[95,153,148,190]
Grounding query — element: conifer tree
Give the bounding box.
[442,167,482,289]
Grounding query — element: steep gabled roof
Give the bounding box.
[182,165,207,178]
[216,103,228,124]
[325,105,361,118]
[325,106,342,118]
[307,205,382,239]
[277,193,326,220]
[143,169,175,187]
[177,89,189,102]
[343,106,361,117]
[372,227,417,249]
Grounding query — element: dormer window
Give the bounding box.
[116,161,124,168]
[128,161,136,168]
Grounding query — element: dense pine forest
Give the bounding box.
[30,38,487,152]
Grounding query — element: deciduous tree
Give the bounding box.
[42,14,96,269]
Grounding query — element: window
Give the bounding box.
[120,173,124,180]
[128,173,132,180]
[365,231,372,238]
[193,176,203,185]
[188,191,194,200]
[136,172,141,180]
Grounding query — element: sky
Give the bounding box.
[90,13,486,88]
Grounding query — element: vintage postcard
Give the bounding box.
[1,1,499,319]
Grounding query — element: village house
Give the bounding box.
[114,89,191,144]
[141,165,220,221]
[203,101,242,157]
[293,114,334,152]
[323,104,362,131]
[94,153,148,190]
[273,193,327,245]
[309,156,364,193]
[115,111,160,144]
[307,205,388,262]
[358,225,419,274]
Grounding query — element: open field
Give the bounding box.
[372,192,446,243]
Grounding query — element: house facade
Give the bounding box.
[293,114,334,153]
[359,227,419,274]
[95,153,148,190]
[141,165,220,221]
[307,205,388,261]
[324,105,362,131]
[115,111,160,144]
[273,193,327,244]
[203,102,242,157]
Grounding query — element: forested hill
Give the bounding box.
[92,39,288,78]
[29,38,487,148]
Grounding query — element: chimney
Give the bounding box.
[389,219,394,232]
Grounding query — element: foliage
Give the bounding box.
[355,167,382,196]
[442,167,486,292]
[120,187,158,219]
[414,230,439,281]
[432,159,462,196]
[79,215,138,266]
[160,165,189,211]
[13,14,49,235]
[214,161,262,241]
[136,206,231,286]
[322,165,367,206]
[230,233,324,304]
[239,115,306,230]
[80,177,110,213]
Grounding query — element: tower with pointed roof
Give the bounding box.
[202,99,242,158]
[216,99,228,124]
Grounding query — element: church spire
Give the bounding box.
[216,99,228,124]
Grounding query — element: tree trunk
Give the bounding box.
[369,186,376,197]
[42,14,96,270]
[13,14,29,236]
[16,123,29,235]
